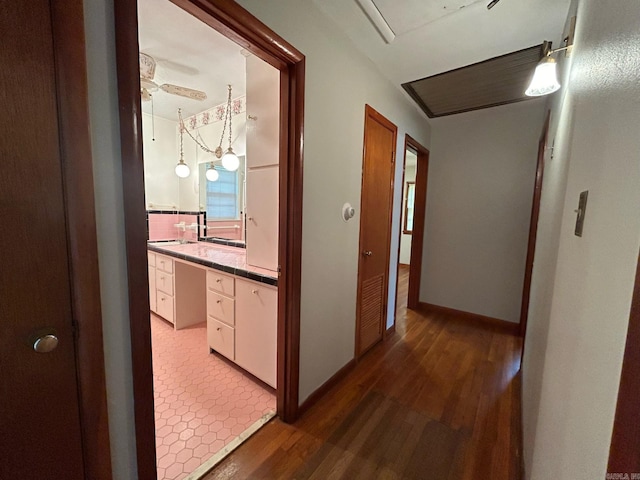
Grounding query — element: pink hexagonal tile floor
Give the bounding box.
[151,313,275,480]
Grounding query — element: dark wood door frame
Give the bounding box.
[519,111,551,340]
[608,251,640,474]
[405,135,429,311]
[113,0,304,478]
[52,0,113,477]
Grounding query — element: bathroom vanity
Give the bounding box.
[148,242,277,387]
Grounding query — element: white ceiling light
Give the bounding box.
[355,0,395,44]
[205,163,219,182]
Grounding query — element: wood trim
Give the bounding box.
[112,0,157,478]
[402,181,415,234]
[607,251,640,474]
[114,1,305,475]
[51,0,112,477]
[297,359,357,417]
[519,111,550,339]
[356,105,398,354]
[406,135,429,310]
[419,302,520,336]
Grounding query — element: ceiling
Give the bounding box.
[313,0,571,114]
[137,0,246,120]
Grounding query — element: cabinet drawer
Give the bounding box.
[207,316,234,361]
[207,290,235,326]
[148,251,156,266]
[156,269,174,296]
[156,292,174,324]
[156,254,173,274]
[206,270,235,297]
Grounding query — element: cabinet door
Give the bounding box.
[245,54,280,169]
[246,166,279,272]
[149,265,157,313]
[235,279,277,387]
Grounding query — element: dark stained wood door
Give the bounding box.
[0,1,86,477]
[356,105,398,357]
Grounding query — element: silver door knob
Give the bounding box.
[33,334,59,353]
[362,250,372,257]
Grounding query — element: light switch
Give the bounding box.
[574,190,588,237]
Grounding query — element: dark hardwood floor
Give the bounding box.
[204,266,523,479]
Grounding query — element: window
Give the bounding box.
[206,166,239,220]
[403,181,415,234]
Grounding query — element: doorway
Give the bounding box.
[113,1,305,478]
[355,105,398,358]
[394,135,429,321]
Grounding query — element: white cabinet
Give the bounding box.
[152,253,175,325]
[206,270,236,361]
[245,53,280,273]
[246,54,280,169]
[235,279,277,388]
[148,253,157,313]
[246,166,279,272]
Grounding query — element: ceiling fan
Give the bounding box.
[139,53,207,102]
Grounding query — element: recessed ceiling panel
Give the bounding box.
[372,0,483,36]
[402,44,545,118]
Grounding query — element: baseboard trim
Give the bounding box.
[418,302,519,335]
[385,323,396,337]
[398,263,410,267]
[298,358,357,417]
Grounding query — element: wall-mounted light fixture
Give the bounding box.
[526,17,576,97]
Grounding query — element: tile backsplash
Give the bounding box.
[147,211,205,242]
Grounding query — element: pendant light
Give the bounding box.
[175,112,190,178]
[175,85,240,177]
[218,84,240,172]
[205,163,219,182]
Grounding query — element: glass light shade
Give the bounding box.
[221,148,240,171]
[525,56,561,97]
[175,160,190,178]
[205,165,219,182]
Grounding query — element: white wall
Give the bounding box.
[399,165,416,265]
[142,113,179,209]
[84,0,138,477]
[420,101,546,323]
[522,0,640,478]
[236,0,431,402]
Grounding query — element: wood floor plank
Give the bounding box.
[203,267,522,480]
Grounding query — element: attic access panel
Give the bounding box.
[402,44,545,118]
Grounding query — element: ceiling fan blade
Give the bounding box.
[139,53,156,80]
[487,0,501,9]
[160,84,207,101]
[141,87,152,102]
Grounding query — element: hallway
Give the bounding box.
[203,270,523,479]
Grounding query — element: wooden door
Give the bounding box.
[356,105,398,357]
[519,111,550,339]
[0,0,104,478]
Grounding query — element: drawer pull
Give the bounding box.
[252,289,258,294]
[216,300,222,304]
[216,278,221,283]
[160,297,165,301]
[217,327,221,331]
[160,276,165,280]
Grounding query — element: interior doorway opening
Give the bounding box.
[393,135,429,327]
[113,0,305,478]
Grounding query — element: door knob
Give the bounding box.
[362,250,372,257]
[33,334,59,353]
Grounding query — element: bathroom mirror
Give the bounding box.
[198,157,246,244]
